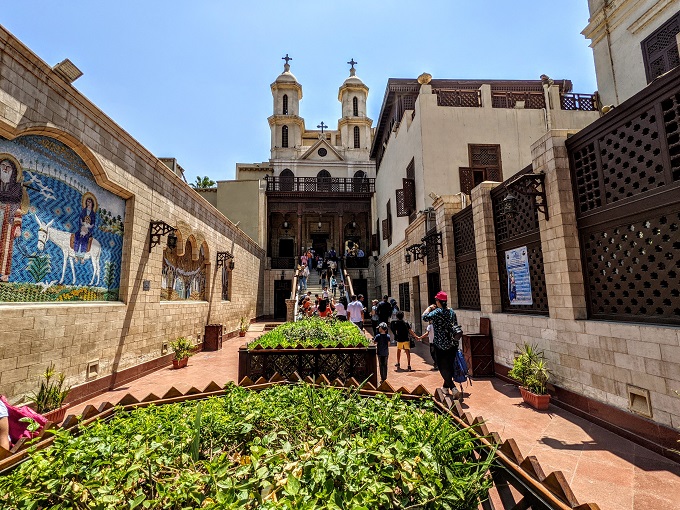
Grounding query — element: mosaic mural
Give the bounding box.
[161,240,206,301]
[0,135,125,302]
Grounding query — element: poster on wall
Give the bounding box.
[505,246,532,306]
[0,135,125,302]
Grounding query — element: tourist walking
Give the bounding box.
[347,294,364,330]
[418,322,437,370]
[330,275,337,297]
[370,299,380,336]
[376,295,393,324]
[421,291,460,394]
[390,311,419,371]
[374,322,390,384]
[335,296,348,321]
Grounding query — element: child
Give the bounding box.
[374,322,390,384]
[390,311,419,371]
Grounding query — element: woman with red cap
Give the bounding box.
[422,291,460,394]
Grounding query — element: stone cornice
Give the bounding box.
[582,0,636,45]
[337,117,374,129]
[270,81,303,100]
[338,83,369,101]
[268,115,305,128]
[627,0,676,34]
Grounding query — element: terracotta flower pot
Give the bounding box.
[43,403,70,424]
[519,386,550,410]
[172,357,188,369]
[239,330,247,337]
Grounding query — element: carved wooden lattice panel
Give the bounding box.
[435,89,481,107]
[456,259,481,310]
[453,206,476,257]
[403,178,416,210]
[492,184,539,244]
[600,107,666,203]
[382,219,389,240]
[459,167,475,195]
[642,13,680,83]
[396,189,409,217]
[581,210,680,324]
[571,141,602,213]
[661,93,680,182]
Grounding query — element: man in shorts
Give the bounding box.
[390,311,419,371]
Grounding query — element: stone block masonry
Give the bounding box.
[0,27,265,402]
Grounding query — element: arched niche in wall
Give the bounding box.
[161,238,206,301]
[0,134,126,302]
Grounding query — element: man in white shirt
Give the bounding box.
[347,294,364,330]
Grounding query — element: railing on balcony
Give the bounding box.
[271,257,296,269]
[492,91,546,109]
[560,92,598,111]
[435,89,482,107]
[265,175,375,193]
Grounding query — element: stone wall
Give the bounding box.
[0,27,265,402]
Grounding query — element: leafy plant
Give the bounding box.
[27,252,51,283]
[508,343,551,395]
[0,385,495,508]
[248,316,369,349]
[29,363,71,413]
[239,316,250,333]
[191,176,216,189]
[170,336,194,361]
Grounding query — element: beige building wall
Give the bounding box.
[583,0,680,106]
[0,27,265,402]
[211,179,266,248]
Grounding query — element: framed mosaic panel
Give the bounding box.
[0,135,126,302]
[161,240,206,301]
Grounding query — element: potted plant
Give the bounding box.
[170,337,194,369]
[238,316,250,337]
[508,343,551,410]
[29,363,71,424]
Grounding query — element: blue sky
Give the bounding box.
[2,1,597,184]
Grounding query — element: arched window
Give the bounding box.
[282,94,288,115]
[280,168,294,191]
[353,126,360,148]
[282,125,289,148]
[352,96,359,116]
[317,169,331,192]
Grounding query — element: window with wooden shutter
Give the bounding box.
[642,13,680,83]
[396,189,409,217]
[406,159,416,223]
[459,167,490,195]
[387,199,393,245]
[403,178,415,210]
[469,144,502,179]
[399,282,411,312]
[382,219,389,240]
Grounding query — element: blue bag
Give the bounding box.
[453,350,471,385]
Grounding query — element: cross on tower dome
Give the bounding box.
[317,121,328,134]
[347,58,357,76]
[282,53,292,72]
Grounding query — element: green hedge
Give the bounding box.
[248,317,369,350]
[0,385,494,509]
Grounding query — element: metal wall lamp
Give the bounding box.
[405,243,426,264]
[216,251,235,269]
[502,172,549,220]
[149,221,177,253]
[421,231,443,257]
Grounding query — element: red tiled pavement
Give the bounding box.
[69,325,680,510]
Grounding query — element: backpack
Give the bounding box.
[454,350,472,385]
[0,395,47,445]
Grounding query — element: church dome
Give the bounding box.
[276,69,298,83]
[342,74,365,86]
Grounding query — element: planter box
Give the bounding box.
[43,403,70,424]
[172,358,188,369]
[238,345,378,386]
[519,386,550,410]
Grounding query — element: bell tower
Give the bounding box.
[269,54,304,158]
[338,59,372,158]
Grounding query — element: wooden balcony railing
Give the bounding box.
[265,176,375,193]
[435,89,482,107]
[560,92,598,111]
[492,91,546,109]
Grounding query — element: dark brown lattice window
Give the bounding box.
[491,169,549,315]
[459,167,501,195]
[282,94,288,115]
[382,219,389,240]
[453,206,480,310]
[642,13,680,83]
[354,126,360,148]
[353,96,359,116]
[282,125,289,148]
[386,200,393,245]
[386,263,392,298]
[469,144,502,180]
[399,282,411,312]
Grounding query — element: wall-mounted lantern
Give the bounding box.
[502,171,549,220]
[216,251,234,268]
[149,221,177,253]
[405,243,425,263]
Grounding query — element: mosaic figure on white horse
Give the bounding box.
[34,214,101,286]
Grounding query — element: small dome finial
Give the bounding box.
[282,53,292,72]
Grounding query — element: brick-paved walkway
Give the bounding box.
[69,324,680,510]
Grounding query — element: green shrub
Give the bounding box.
[508,343,550,395]
[248,316,369,349]
[29,363,71,414]
[0,385,494,509]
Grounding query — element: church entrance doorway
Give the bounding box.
[310,234,328,258]
[274,279,292,319]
